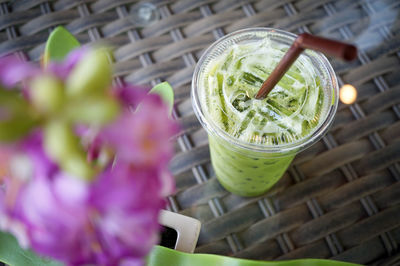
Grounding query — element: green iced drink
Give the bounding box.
[192,28,338,197]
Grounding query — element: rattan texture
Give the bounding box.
[1,0,400,265]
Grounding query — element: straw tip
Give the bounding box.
[297,33,309,42]
[343,45,358,61]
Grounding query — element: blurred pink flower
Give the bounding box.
[112,84,148,108]
[0,56,39,88]
[0,48,85,89]
[102,93,179,168]
[14,173,90,262]
[46,47,88,81]
[0,49,179,265]
[5,131,176,265]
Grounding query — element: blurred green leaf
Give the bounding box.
[44,120,94,181]
[0,89,37,142]
[30,75,65,114]
[147,245,361,266]
[44,26,80,66]
[64,97,120,125]
[0,231,62,266]
[149,82,174,115]
[66,49,112,98]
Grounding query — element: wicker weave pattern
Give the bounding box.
[1,0,400,265]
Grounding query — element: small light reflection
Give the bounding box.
[130,2,159,26]
[340,84,357,104]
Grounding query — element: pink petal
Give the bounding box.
[47,47,88,80]
[0,56,39,88]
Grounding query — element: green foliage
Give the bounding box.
[150,82,174,115]
[44,26,80,65]
[0,89,37,142]
[66,49,112,98]
[0,231,62,266]
[147,245,361,266]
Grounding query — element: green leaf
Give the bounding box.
[64,97,120,126]
[65,48,112,98]
[0,88,37,142]
[147,245,361,266]
[44,26,80,66]
[30,74,65,114]
[149,82,174,115]
[44,120,94,181]
[0,231,63,266]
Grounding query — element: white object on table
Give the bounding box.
[158,210,201,253]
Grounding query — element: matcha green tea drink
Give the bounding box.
[192,28,338,197]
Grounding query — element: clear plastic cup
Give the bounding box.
[191,28,338,197]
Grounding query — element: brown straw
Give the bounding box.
[255,33,357,99]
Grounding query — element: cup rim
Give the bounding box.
[191,27,339,155]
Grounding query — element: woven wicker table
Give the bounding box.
[1,0,400,265]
